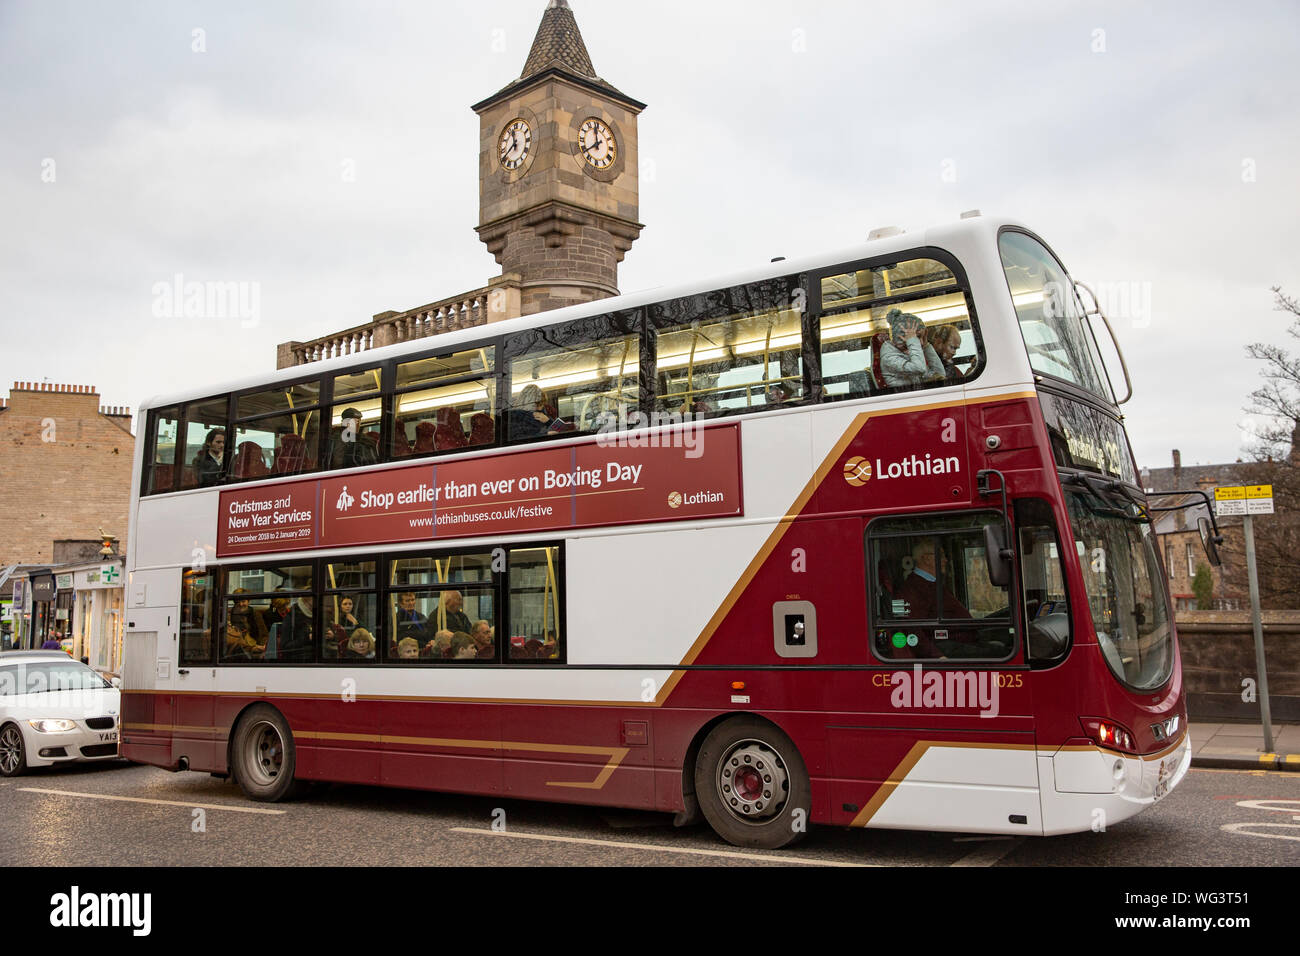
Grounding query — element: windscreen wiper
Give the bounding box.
[1062,473,1149,521]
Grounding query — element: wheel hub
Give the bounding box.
[716,739,789,822]
[249,722,284,784]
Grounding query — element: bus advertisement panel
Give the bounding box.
[217,423,743,556]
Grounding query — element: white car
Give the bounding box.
[0,651,122,776]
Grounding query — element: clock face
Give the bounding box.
[498,119,532,171]
[578,118,616,170]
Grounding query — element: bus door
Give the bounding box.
[843,511,1040,833]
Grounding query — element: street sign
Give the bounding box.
[1215,486,1247,516]
[1246,484,1275,514]
[1215,485,1273,516]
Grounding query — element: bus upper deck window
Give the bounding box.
[651,276,803,418]
[817,257,978,402]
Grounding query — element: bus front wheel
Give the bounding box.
[694,716,810,850]
[230,705,306,802]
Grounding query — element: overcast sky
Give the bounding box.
[2,0,1298,470]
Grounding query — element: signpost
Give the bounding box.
[1215,485,1275,753]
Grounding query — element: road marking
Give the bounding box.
[951,837,1024,866]
[1233,798,1300,814]
[449,827,870,866]
[1221,822,1300,842]
[18,787,287,815]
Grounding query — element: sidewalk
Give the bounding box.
[1189,721,1300,771]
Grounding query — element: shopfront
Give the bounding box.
[70,559,125,673]
[29,571,56,648]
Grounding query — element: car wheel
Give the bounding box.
[230,705,305,802]
[694,716,810,850]
[0,723,27,778]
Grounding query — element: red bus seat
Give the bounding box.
[236,441,269,478]
[413,421,436,454]
[434,408,468,450]
[469,412,495,446]
[871,332,888,390]
[274,434,307,474]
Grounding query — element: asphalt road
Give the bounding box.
[1,761,1297,867]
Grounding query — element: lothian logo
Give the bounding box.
[335,486,355,512]
[843,456,872,486]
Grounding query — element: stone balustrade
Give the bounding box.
[277,278,521,369]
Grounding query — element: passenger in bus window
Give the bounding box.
[325,595,361,657]
[342,628,375,660]
[926,325,973,381]
[260,595,290,636]
[334,408,378,469]
[471,620,493,659]
[193,429,226,487]
[228,589,268,658]
[766,383,795,405]
[440,591,473,635]
[279,594,314,661]
[396,637,421,660]
[450,632,477,659]
[879,309,944,388]
[423,629,453,658]
[509,385,561,438]
[395,592,427,644]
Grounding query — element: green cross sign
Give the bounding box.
[102,565,120,583]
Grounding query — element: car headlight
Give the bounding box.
[28,719,77,733]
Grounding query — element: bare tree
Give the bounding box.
[1245,287,1300,459]
[1238,287,1300,605]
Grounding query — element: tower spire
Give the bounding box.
[520,0,596,80]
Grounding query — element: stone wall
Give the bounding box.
[1177,609,1300,721]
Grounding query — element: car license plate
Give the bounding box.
[99,732,117,742]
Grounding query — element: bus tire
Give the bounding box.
[230,705,305,802]
[694,716,810,850]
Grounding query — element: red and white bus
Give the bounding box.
[122,215,1193,849]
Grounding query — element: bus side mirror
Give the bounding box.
[1197,516,1223,568]
[984,523,1014,588]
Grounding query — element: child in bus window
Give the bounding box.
[396,637,421,660]
[343,628,375,660]
[450,632,477,659]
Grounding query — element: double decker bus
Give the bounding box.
[122,214,1193,849]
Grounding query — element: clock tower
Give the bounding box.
[473,1,645,316]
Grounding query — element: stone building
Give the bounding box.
[277,0,643,369]
[0,382,135,567]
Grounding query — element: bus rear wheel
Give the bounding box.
[230,705,305,802]
[694,717,810,850]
